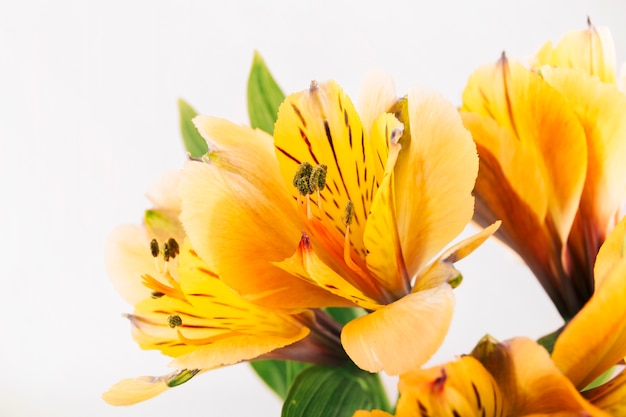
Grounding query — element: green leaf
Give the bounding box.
[324,307,366,326]
[247,51,285,134]
[177,98,208,158]
[537,324,566,354]
[282,366,391,417]
[250,360,309,400]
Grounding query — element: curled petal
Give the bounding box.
[341,284,454,375]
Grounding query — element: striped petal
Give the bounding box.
[395,355,505,417]
[584,368,626,414]
[341,284,454,375]
[179,118,343,309]
[273,80,377,265]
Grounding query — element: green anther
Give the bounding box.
[342,201,354,226]
[309,164,328,192]
[292,162,313,195]
[168,314,183,328]
[150,239,160,258]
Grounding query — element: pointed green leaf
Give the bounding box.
[250,360,309,400]
[178,98,208,158]
[247,51,285,134]
[282,366,391,417]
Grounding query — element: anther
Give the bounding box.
[163,241,172,262]
[309,80,319,91]
[342,201,354,226]
[167,238,180,259]
[390,127,403,145]
[150,239,160,258]
[309,164,327,192]
[293,162,313,196]
[168,314,183,328]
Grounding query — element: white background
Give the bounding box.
[2,0,625,415]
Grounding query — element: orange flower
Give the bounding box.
[180,77,498,374]
[460,24,626,319]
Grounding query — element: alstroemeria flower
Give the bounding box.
[180,77,498,375]
[461,24,626,319]
[356,217,626,417]
[104,174,347,405]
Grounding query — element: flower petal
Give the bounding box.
[179,119,342,308]
[274,80,377,263]
[393,87,478,277]
[473,337,608,416]
[541,67,626,252]
[532,24,617,84]
[395,356,505,417]
[461,57,588,244]
[357,70,397,138]
[170,330,310,370]
[552,256,626,389]
[102,369,201,406]
[341,284,454,375]
[594,215,626,288]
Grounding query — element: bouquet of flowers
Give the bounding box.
[103,22,626,416]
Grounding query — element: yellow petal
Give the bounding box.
[395,355,505,417]
[473,337,608,416]
[461,58,588,244]
[105,224,169,304]
[102,369,201,406]
[552,256,626,389]
[414,221,501,291]
[179,123,341,308]
[357,70,397,138]
[363,114,410,295]
[274,80,377,263]
[540,67,626,247]
[145,169,182,212]
[532,24,617,84]
[393,86,478,277]
[584,368,626,414]
[341,284,454,375]
[274,234,381,310]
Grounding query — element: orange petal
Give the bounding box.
[170,330,310,370]
[352,411,394,417]
[541,67,626,249]
[341,284,454,375]
[552,256,626,389]
[473,337,608,416]
[395,355,505,417]
[273,80,377,265]
[532,24,617,84]
[394,87,478,277]
[462,58,587,244]
[274,234,381,310]
[179,144,341,309]
[594,216,626,288]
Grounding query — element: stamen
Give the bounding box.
[309,80,319,91]
[341,201,354,226]
[163,241,172,262]
[168,314,183,328]
[293,162,313,196]
[309,164,327,192]
[390,127,403,145]
[167,238,180,259]
[150,239,160,258]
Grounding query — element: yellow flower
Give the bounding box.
[104,175,347,405]
[356,217,626,416]
[460,24,626,319]
[180,76,498,375]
